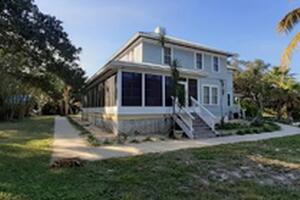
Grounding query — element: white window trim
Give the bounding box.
[202,84,219,106]
[194,52,204,70]
[161,46,173,65]
[211,56,220,73]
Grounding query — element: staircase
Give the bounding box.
[171,96,219,139]
[191,113,215,139]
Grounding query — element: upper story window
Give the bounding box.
[164,47,171,65]
[213,56,220,72]
[196,53,203,70]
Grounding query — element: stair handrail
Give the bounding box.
[190,97,217,131]
[170,96,194,138]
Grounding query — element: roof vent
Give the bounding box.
[154,26,166,35]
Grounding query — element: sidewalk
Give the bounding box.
[52,117,300,162]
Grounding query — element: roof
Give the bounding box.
[87,61,207,88]
[87,30,238,85]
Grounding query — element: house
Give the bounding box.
[82,27,239,138]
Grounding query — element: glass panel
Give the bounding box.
[164,47,171,65]
[122,72,142,106]
[212,87,218,104]
[165,76,172,107]
[145,74,162,106]
[188,79,197,106]
[203,86,210,104]
[213,56,219,72]
[227,93,231,106]
[196,53,202,69]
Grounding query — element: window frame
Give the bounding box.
[194,52,204,70]
[163,47,172,65]
[121,72,142,106]
[227,93,231,107]
[145,74,163,107]
[212,56,220,72]
[202,84,219,106]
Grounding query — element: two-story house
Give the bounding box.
[82,27,238,138]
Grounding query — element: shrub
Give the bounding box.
[243,129,252,134]
[236,130,245,135]
[252,128,260,134]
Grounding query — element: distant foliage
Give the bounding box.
[0,0,87,120]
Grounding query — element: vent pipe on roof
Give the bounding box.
[154,26,166,35]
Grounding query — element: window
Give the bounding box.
[122,72,142,106]
[213,56,219,72]
[203,86,210,104]
[188,79,197,106]
[227,93,231,106]
[145,74,162,106]
[165,76,172,107]
[212,87,218,105]
[203,85,219,105]
[164,47,171,65]
[196,53,203,69]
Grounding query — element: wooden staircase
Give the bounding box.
[191,113,215,139]
[171,96,218,139]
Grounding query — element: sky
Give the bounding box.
[35,0,300,79]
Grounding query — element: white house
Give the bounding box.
[82,27,239,139]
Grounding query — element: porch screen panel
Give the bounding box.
[188,79,197,106]
[122,72,142,106]
[105,74,117,107]
[165,76,172,107]
[145,74,162,106]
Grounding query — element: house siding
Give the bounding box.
[173,48,194,69]
[142,41,162,64]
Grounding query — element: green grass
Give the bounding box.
[1,117,300,199]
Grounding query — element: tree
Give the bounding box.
[0,0,86,120]
[158,33,183,136]
[234,59,269,124]
[278,7,300,70]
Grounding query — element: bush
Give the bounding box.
[236,130,245,135]
[216,122,245,130]
[243,129,252,134]
[252,129,260,134]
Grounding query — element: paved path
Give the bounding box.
[52,117,300,162]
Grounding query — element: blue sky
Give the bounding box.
[35,0,300,79]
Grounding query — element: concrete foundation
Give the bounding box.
[82,112,172,136]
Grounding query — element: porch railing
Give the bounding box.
[190,97,218,132]
[171,96,194,138]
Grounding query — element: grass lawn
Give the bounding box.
[1,116,300,200]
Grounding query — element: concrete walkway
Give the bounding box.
[52,116,300,162]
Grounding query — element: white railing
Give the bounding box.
[171,96,194,138]
[190,97,218,132]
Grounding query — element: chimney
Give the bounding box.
[154,26,166,35]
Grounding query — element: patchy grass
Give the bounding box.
[1,117,300,199]
[67,116,100,146]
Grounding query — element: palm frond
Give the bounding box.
[281,32,300,70]
[278,8,300,34]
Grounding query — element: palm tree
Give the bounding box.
[278,7,300,71]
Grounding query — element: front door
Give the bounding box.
[178,81,188,107]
